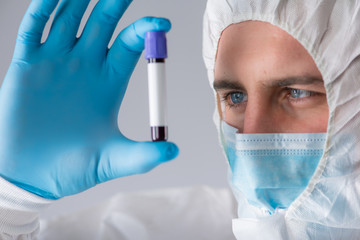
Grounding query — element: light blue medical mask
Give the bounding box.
[221,121,326,213]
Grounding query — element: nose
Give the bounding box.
[242,100,280,134]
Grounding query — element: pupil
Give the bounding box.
[291,89,300,98]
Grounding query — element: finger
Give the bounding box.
[107,17,171,78]
[77,0,133,57]
[17,0,59,46]
[97,139,179,183]
[45,0,91,49]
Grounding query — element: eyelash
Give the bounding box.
[221,88,320,108]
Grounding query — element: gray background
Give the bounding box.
[0,0,228,219]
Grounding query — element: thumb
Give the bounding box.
[96,138,179,183]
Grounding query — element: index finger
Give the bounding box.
[17,0,59,46]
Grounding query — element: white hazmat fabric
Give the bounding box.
[38,186,236,240]
[203,0,360,239]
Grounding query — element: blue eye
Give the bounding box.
[290,89,313,98]
[230,92,248,104]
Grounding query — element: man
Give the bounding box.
[203,1,360,238]
[0,0,359,239]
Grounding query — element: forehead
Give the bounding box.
[215,21,319,81]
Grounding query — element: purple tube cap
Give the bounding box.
[145,31,168,59]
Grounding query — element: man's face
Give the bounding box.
[214,21,329,133]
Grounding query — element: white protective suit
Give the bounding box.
[1,0,360,239]
[0,177,237,240]
[203,0,360,239]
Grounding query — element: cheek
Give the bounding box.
[282,104,329,133]
[216,94,245,130]
[305,106,329,132]
[224,108,245,131]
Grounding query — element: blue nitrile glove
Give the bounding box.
[0,0,178,199]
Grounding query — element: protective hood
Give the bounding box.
[203,0,360,239]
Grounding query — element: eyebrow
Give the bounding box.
[213,79,244,90]
[269,76,324,87]
[213,76,324,90]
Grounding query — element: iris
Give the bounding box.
[230,92,247,104]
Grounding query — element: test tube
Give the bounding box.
[145,31,168,142]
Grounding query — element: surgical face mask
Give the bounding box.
[221,121,326,213]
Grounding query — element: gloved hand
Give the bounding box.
[0,0,178,199]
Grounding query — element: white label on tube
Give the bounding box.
[148,62,167,126]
